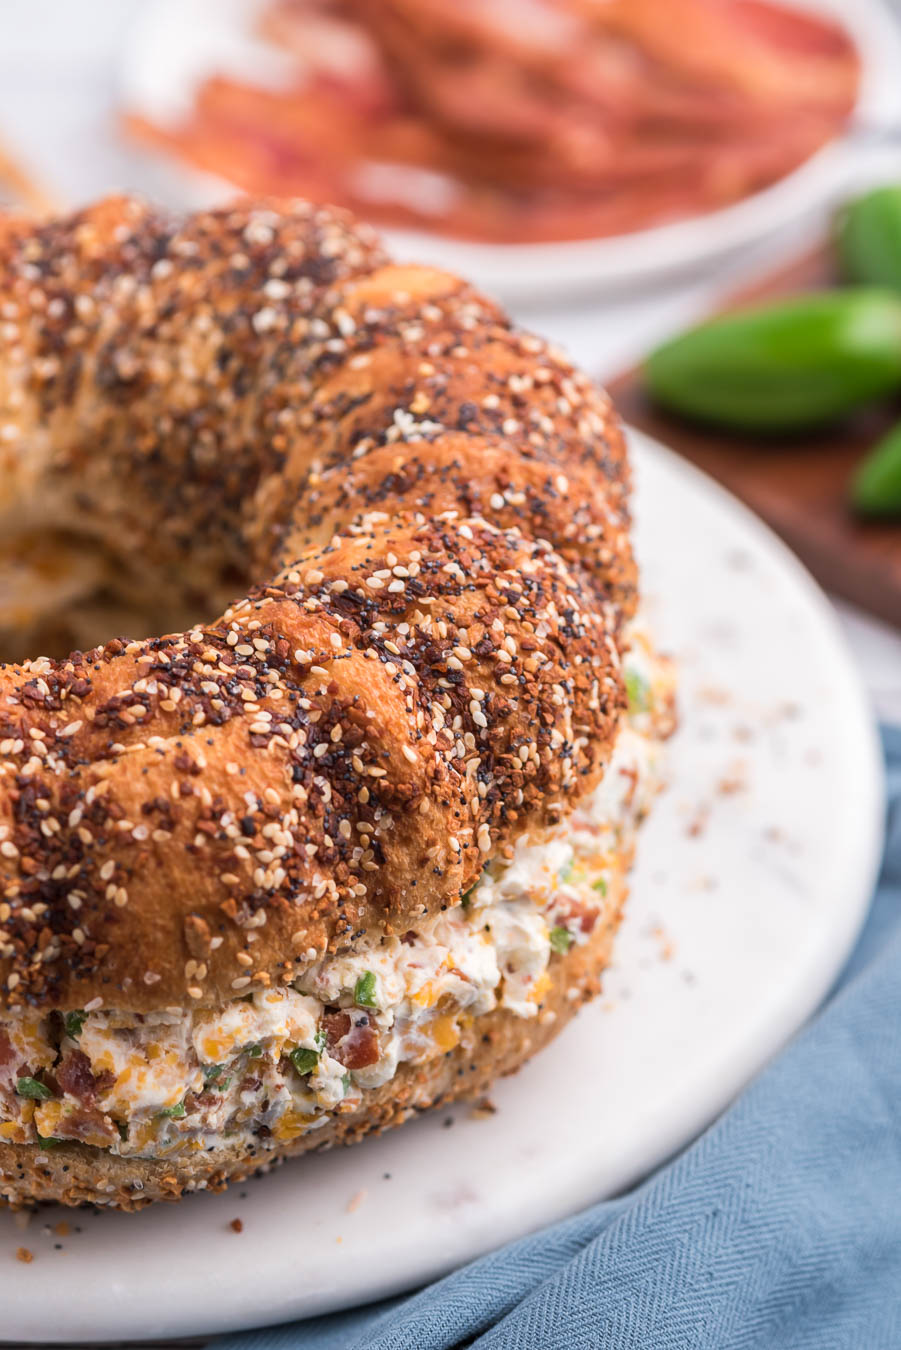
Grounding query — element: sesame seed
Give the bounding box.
[252,306,279,333]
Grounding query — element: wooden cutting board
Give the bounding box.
[608,247,901,628]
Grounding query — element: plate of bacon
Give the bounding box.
[121,0,901,299]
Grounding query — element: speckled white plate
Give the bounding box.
[0,431,883,1345]
[120,0,901,301]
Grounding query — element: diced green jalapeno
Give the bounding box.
[354,971,378,1008]
[290,1047,319,1076]
[625,670,650,714]
[16,1077,52,1100]
[158,1101,186,1119]
[202,1064,232,1091]
[549,926,574,954]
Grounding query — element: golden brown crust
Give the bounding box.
[0,919,615,1210]
[0,197,634,1012]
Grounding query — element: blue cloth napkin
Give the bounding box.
[217,726,901,1350]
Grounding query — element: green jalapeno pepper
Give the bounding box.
[645,290,901,432]
[838,185,901,291]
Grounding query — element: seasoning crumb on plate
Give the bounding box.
[15,1247,32,1263]
[230,1219,243,1234]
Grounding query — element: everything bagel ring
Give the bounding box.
[0,198,673,1208]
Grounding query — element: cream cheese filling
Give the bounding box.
[0,628,673,1159]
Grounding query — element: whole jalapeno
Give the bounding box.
[853,421,901,516]
[645,290,901,432]
[837,185,901,291]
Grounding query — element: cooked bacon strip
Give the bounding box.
[126,0,859,244]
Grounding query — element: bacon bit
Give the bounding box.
[182,1092,203,1117]
[0,1031,14,1070]
[341,1020,380,1070]
[53,1102,118,1146]
[322,1010,351,1052]
[15,1247,33,1263]
[57,1050,98,1101]
[323,1009,380,1069]
[230,1218,244,1233]
[556,897,599,935]
[93,1069,116,1095]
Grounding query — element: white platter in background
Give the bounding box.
[119,0,901,301]
[0,431,884,1344]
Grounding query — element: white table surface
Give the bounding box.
[0,0,899,731]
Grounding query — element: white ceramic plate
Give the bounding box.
[0,431,883,1344]
[120,0,901,301]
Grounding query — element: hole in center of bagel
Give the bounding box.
[0,527,246,665]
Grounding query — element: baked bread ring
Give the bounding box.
[0,197,673,1208]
